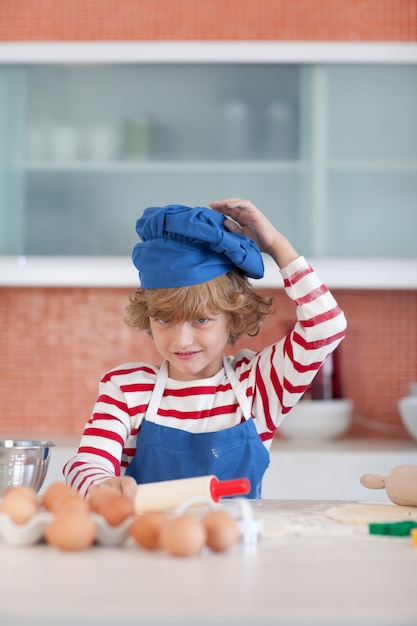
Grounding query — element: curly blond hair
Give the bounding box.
[125,269,274,346]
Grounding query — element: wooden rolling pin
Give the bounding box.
[360,465,417,506]
[134,475,250,514]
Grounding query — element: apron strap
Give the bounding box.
[222,355,252,421]
[146,361,169,422]
[146,356,252,423]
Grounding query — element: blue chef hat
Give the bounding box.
[132,204,264,288]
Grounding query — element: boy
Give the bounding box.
[64,198,346,499]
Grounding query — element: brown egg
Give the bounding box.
[53,492,90,516]
[130,512,169,550]
[202,510,239,552]
[97,494,134,526]
[43,483,88,516]
[45,511,97,551]
[88,487,119,513]
[42,482,74,511]
[161,515,207,557]
[0,486,40,524]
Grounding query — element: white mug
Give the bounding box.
[84,127,121,161]
[49,125,81,161]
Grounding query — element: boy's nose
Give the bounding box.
[172,322,194,347]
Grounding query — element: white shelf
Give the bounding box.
[329,160,417,171]
[22,159,301,172]
[21,159,417,173]
[1,41,417,64]
[1,255,416,289]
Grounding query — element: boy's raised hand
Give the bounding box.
[209,198,271,251]
[210,198,299,268]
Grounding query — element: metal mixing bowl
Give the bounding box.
[0,440,56,496]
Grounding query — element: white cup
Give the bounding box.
[84,127,121,161]
[26,126,47,161]
[49,125,81,161]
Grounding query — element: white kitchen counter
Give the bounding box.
[1,499,416,626]
[41,437,417,502]
[264,438,417,501]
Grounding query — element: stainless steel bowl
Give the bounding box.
[0,440,56,496]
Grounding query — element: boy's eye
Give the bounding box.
[195,317,209,324]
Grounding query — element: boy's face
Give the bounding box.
[149,312,230,381]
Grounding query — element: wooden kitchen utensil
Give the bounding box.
[360,465,417,506]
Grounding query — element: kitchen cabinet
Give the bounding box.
[1,43,416,286]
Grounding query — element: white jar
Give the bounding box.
[49,125,81,161]
[84,126,121,161]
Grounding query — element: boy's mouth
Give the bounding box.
[173,351,200,359]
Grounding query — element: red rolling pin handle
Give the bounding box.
[209,477,250,502]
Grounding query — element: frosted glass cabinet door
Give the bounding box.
[321,65,417,257]
[0,62,416,259]
[0,67,26,254]
[6,63,301,256]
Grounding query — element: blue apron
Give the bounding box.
[125,356,270,498]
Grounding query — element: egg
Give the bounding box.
[97,494,134,526]
[130,512,169,550]
[57,494,90,515]
[161,515,207,557]
[0,485,40,524]
[88,487,120,513]
[45,511,97,551]
[42,482,74,511]
[202,509,239,552]
[43,483,89,515]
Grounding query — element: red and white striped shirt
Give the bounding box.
[64,257,347,495]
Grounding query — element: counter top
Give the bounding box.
[36,437,417,501]
[264,438,417,501]
[2,436,414,501]
[1,499,416,626]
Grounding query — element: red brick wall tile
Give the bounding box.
[1,286,416,439]
[1,0,416,42]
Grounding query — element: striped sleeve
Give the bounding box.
[248,256,347,440]
[63,365,154,496]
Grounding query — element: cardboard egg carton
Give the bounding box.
[0,510,134,547]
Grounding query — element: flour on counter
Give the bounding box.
[325,502,417,525]
[250,500,367,542]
